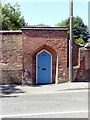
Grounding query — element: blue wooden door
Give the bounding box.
[37,50,52,84]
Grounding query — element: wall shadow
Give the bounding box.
[0,85,25,98]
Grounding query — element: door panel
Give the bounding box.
[37,50,52,84]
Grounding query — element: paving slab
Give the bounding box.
[0,82,89,96]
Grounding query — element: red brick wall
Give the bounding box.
[67,40,80,67]
[0,31,23,84]
[22,27,68,84]
[73,47,86,81]
[73,46,90,82]
[1,27,89,84]
[85,48,90,80]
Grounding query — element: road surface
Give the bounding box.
[0,90,88,118]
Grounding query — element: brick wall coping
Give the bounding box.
[79,47,85,50]
[0,30,22,34]
[21,26,68,31]
[85,43,90,48]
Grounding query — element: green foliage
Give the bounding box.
[0,2,26,30]
[75,38,85,45]
[37,23,50,27]
[56,16,89,44]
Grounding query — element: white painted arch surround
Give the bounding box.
[36,49,52,84]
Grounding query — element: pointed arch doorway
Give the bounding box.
[36,49,52,84]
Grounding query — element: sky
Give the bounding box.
[3,0,89,26]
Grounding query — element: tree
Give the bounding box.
[0,2,26,30]
[37,23,50,27]
[56,16,89,44]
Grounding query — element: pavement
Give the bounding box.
[0,82,89,96]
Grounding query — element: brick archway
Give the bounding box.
[32,45,57,84]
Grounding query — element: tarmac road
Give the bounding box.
[0,89,88,118]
